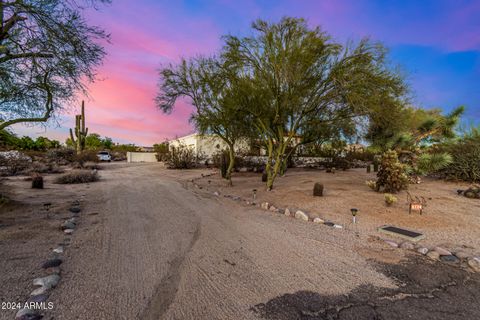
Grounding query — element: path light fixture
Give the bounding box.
[208,180,211,185]
[43,202,51,212]
[351,208,358,224]
[253,189,257,201]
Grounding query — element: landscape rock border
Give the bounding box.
[15,200,83,320]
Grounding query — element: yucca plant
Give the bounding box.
[415,152,453,176]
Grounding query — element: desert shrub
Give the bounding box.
[313,182,324,196]
[384,193,397,206]
[0,151,32,176]
[47,148,76,164]
[165,144,196,169]
[54,170,99,184]
[439,130,480,182]
[82,161,101,170]
[375,150,408,193]
[26,161,64,174]
[365,180,376,190]
[31,173,44,189]
[414,152,453,176]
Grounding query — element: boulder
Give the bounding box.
[26,293,49,304]
[467,257,480,272]
[261,202,270,210]
[433,246,452,256]
[64,229,74,234]
[333,224,343,229]
[284,208,291,216]
[69,207,81,214]
[454,251,469,259]
[269,205,277,212]
[313,217,324,224]
[294,210,309,221]
[53,246,64,254]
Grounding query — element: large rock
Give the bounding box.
[30,286,48,296]
[69,207,81,214]
[33,274,60,289]
[294,210,309,221]
[467,257,480,272]
[269,205,278,212]
[26,293,49,304]
[284,208,291,216]
[454,251,469,260]
[261,202,270,210]
[433,246,452,256]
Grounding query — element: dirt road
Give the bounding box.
[3,163,479,319]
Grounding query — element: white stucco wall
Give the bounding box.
[168,134,249,159]
[127,152,158,163]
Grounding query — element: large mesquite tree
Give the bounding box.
[0,0,109,130]
[157,57,252,185]
[223,17,407,190]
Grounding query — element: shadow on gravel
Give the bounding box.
[251,256,480,320]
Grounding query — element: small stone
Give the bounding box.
[333,224,343,229]
[294,210,309,221]
[400,242,415,250]
[53,246,63,254]
[30,286,48,296]
[61,221,76,230]
[213,191,219,196]
[313,217,324,224]
[33,274,60,289]
[42,258,62,269]
[427,251,440,260]
[417,247,429,255]
[26,293,49,304]
[467,257,480,272]
[440,255,460,264]
[261,202,270,210]
[64,229,74,234]
[269,205,277,212]
[384,240,398,248]
[69,207,81,213]
[324,221,335,227]
[284,208,291,216]
[434,246,452,256]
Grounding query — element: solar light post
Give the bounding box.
[351,208,358,224]
[253,189,257,202]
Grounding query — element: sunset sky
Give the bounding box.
[13,0,480,146]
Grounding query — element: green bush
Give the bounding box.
[440,129,480,182]
[375,150,408,193]
[165,144,196,169]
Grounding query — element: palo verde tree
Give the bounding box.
[157,56,252,185]
[223,17,407,190]
[0,0,109,130]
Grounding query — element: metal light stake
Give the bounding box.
[253,189,257,201]
[351,208,358,224]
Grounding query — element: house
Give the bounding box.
[167,133,249,158]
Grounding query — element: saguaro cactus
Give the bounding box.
[69,101,88,154]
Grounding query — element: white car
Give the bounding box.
[97,151,111,162]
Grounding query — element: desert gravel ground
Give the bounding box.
[1,163,479,320]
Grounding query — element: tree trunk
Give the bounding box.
[225,144,235,186]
